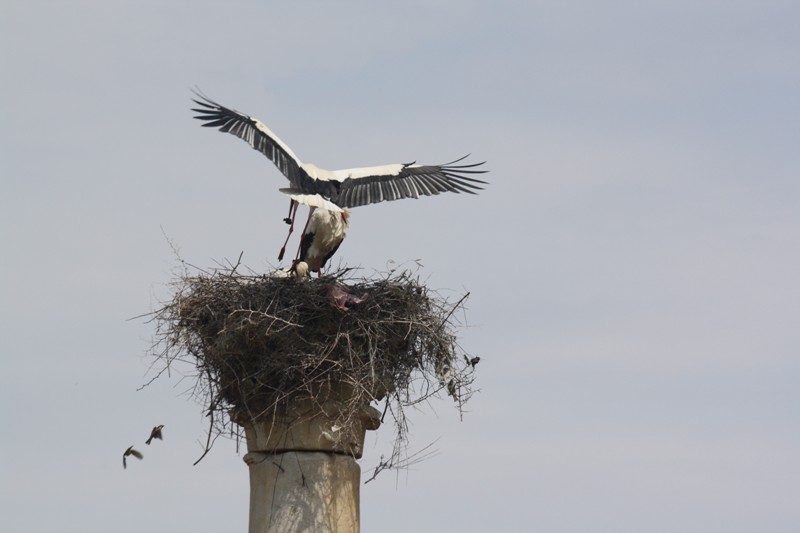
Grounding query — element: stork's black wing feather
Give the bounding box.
[191,93,317,192]
[298,231,315,264]
[331,156,488,208]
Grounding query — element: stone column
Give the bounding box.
[240,395,381,533]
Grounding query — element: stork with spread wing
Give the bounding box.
[192,93,488,273]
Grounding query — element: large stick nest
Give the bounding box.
[149,265,477,468]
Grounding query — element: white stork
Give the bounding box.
[191,93,488,270]
[299,206,350,275]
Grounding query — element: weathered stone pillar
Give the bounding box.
[239,392,381,533]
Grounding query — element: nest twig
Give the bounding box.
[146,265,478,474]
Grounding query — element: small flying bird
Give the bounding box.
[192,93,487,265]
[465,355,481,368]
[146,425,164,445]
[123,446,143,469]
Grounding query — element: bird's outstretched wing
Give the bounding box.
[192,93,323,194]
[193,93,488,208]
[327,155,488,208]
[123,446,143,469]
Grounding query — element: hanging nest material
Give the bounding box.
[148,264,477,469]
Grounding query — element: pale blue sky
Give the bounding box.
[2,1,799,532]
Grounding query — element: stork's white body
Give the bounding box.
[300,208,350,273]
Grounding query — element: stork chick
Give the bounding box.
[293,260,310,280]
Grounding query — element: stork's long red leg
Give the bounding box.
[278,200,298,261]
